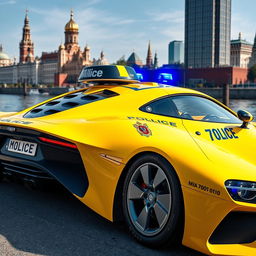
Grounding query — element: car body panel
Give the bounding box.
[0,80,255,255]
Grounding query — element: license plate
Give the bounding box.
[6,139,37,156]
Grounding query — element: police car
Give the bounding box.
[0,65,255,256]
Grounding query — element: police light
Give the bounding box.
[158,73,173,81]
[136,73,144,81]
[78,65,139,83]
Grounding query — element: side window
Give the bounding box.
[171,95,241,124]
[140,97,178,117]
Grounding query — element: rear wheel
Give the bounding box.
[122,154,183,247]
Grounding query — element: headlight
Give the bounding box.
[225,180,256,203]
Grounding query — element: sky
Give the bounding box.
[0,0,255,65]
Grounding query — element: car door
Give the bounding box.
[170,94,256,165]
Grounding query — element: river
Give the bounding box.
[0,94,256,116]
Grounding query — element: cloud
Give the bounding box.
[149,10,184,24]
[231,13,254,43]
[0,0,16,5]
[28,6,142,62]
[145,9,184,63]
[146,9,184,39]
[16,3,184,65]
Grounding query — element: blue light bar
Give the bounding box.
[136,73,144,81]
[158,73,173,81]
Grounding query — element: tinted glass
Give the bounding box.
[140,97,178,117]
[171,95,241,123]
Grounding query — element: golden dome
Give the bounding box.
[65,10,79,31]
[59,43,65,50]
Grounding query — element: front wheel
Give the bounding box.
[122,154,184,248]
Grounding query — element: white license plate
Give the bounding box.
[7,139,37,156]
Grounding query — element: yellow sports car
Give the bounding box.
[0,65,255,256]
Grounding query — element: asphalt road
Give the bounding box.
[0,179,205,256]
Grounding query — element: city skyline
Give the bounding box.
[0,0,255,65]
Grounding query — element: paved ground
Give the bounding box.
[0,179,205,256]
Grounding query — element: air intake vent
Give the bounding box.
[24,90,119,118]
[62,102,80,108]
[45,101,60,106]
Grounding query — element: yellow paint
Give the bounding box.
[116,65,129,78]
[0,78,255,256]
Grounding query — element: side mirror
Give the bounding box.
[237,110,254,128]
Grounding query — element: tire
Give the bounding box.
[122,153,183,248]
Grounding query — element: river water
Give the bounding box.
[0,94,256,116]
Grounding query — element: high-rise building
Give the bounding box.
[230,33,252,68]
[168,41,184,64]
[185,0,232,68]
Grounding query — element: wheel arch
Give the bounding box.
[113,150,185,226]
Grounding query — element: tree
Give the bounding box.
[115,55,127,66]
[248,64,256,82]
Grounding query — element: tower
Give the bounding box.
[19,10,34,63]
[64,10,79,50]
[185,0,231,68]
[154,52,158,69]
[84,45,90,62]
[146,41,153,68]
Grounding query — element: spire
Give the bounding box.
[239,32,242,40]
[146,41,153,68]
[0,44,2,52]
[154,51,158,69]
[100,50,104,59]
[70,9,74,20]
[22,10,31,41]
[24,9,29,27]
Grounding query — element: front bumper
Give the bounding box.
[182,186,256,256]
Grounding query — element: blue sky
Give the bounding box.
[0,0,255,65]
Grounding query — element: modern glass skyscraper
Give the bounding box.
[185,0,231,68]
[168,41,184,64]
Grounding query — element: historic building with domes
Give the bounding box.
[0,10,108,86]
[55,10,95,85]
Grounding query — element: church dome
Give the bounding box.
[59,43,65,50]
[0,52,10,60]
[65,10,79,31]
[0,45,10,60]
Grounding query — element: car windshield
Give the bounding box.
[171,95,241,124]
